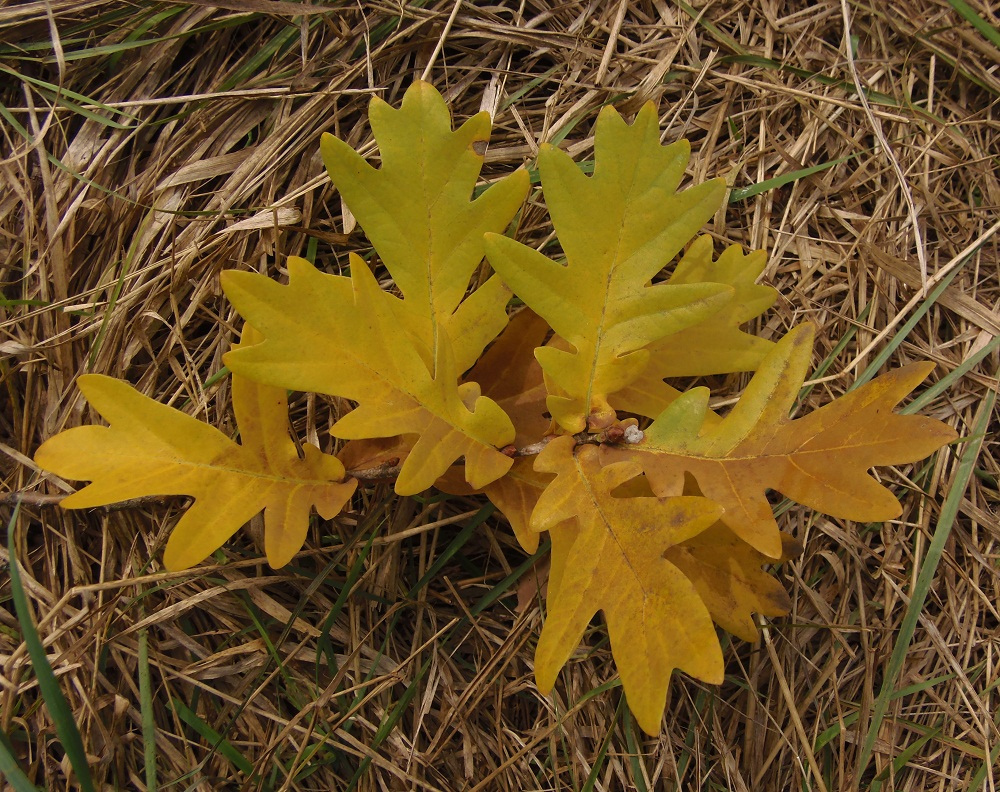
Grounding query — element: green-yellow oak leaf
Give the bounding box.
[614,236,778,419]
[530,436,725,735]
[223,255,515,495]
[33,331,356,570]
[486,102,733,433]
[622,323,957,558]
[321,80,529,372]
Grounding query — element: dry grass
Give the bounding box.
[1,1,998,790]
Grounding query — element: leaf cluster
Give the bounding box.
[34,82,956,733]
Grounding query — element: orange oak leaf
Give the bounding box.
[530,435,725,735]
[33,329,356,570]
[462,307,553,551]
[623,323,957,558]
[667,521,798,642]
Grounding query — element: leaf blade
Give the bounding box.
[34,333,356,570]
[633,324,958,557]
[223,256,515,494]
[530,437,725,734]
[487,103,731,432]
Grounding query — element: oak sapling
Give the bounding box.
[35,81,956,734]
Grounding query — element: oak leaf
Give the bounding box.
[321,80,529,372]
[530,435,725,735]
[223,255,515,494]
[33,329,356,570]
[622,323,958,558]
[614,237,777,419]
[485,103,734,433]
[463,307,552,551]
[667,520,798,643]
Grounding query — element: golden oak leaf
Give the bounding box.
[321,80,529,372]
[337,435,410,478]
[33,330,356,571]
[485,103,733,433]
[482,456,551,553]
[648,236,777,377]
[222,255,515,495]
[625,323,957,558]
[667,522,797,643]
[463,307,552,446]
[530,436,725,735]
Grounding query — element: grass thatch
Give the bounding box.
[1,1,998,790]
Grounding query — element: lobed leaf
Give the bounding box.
[223,256,515,494]
[667,521,798,642]
[321,80,529,372]
[34,329,356,570]
[486,103,733,433]
[628,236,777,387]
[460,307,553,551]
[624,323,958,558]
[530,436,725,735]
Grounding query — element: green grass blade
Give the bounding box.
[902,334,1000,415]
[138,624,157,792]
[857,386,996,775]
[946,0,1000,49]
[853,267,960,388]
[6,503,97,792]
[470,538,551,617]
[344,656,432,791]
[0,728,40,792]
[869,726,941,791]
[405,504,495,597]
[0,65,139,127]
[169,698,255,777]
[967,709,1000,789]
[730,152,856,202]
[622,704,650,792]
[721,54,902,107]
[581,697,624,792]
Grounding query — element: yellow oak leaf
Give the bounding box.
[625,323,957,558]
[321,80,529,372]
[33,329,356,571]
[647,236,777,377]
[530,436,725,735]
[222,255,515,495]
[485,102,733,433]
